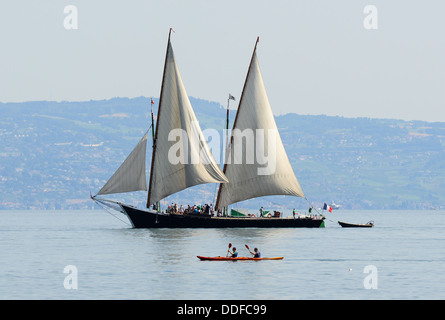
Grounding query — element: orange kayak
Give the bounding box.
[197,256,283,261]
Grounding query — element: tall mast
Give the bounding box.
[224,94,235,178]
[149,97,157,210]
[213,93,235,208]
[146,28,173,208]
[150,98,155,143]
[226,97,229,153]
[215,37,259,210]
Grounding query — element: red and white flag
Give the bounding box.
[323,203,332,213]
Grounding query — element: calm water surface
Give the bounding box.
[0,210,444,299]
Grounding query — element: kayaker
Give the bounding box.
[229,247,238,258]
[252,248,261,258]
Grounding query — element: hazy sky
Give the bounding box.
[1,1,444,122]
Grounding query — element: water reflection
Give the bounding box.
[120,228,303,252]
[215,228,299,239]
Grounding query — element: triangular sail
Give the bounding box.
[216,40,305,209]
[147,37,228,207]
[97,132,148,195]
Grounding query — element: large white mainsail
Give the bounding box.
[97,132,148,195]
[146,34,228,207]
[216,38,305,210]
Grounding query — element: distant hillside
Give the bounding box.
[0,97,444,210]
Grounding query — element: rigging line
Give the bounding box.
[261,197,310,213]
[304,197,336,222]
[212,183,218,206]
[93,201,131,226]
[259,198,291,211]
[304,197,322,215]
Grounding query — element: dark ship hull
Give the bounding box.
[120,204,325,229]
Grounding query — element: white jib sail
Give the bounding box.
[97,132,148,195]
[147,41,228,206]
[216,51,305,209]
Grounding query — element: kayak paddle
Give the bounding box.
[226,243,232,257]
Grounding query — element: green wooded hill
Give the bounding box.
[1,97,444,210]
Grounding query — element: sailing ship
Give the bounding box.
[92,30,325,228]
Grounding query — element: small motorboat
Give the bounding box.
[338,220,374,228]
